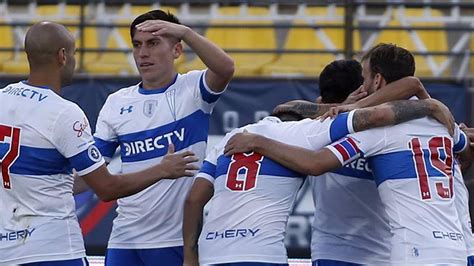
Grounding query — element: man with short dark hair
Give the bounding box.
[93,9,234,266]
[0,21,198,266]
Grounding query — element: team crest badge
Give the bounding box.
[143,100,158,118]
[88,145,102,162]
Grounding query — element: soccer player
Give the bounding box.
[92,10,234,266]
[224,44,470,264]
[0,22,198,265]
[184,95,454,266]
[309,59,390,265]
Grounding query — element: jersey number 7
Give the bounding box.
[0,124,21,189]
[226,152,264,191]
[410,137,453,200]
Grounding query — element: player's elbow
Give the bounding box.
[221,57,235,80]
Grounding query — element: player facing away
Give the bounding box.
[310,60,390,265]
[0,22,198,266]
[92,10,234,266]
[183,96,454,266]
[224,44,470,264]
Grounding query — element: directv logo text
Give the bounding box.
[2,86,48,102]
[123,128,185,156]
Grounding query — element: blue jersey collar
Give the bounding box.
[138,74,178,95]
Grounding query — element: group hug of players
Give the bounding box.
[0,8,473,266]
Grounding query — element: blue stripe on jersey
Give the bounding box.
[369,150,446,186]
[200,161,216,177]
[94,137,119,158]
[453,131,467,153]
[215,154,305,179]
[118,110,210,162]
[69,145,103,172]
[199,73,220,104]
[329,112,350,142]
[0,143,69,175]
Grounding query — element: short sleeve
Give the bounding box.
[325,128,386,165]
[53,105,104,176]
[94,98,119,162]
[186,70,227,114]
[195,142,221,185]
[453,124,468,153]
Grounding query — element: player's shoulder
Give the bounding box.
[107,84,139,99]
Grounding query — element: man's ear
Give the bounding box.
[374,73,385,90]
[57,48,67,66]
[173,42,183,59]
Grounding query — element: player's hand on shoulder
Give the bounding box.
[426,98,455,136]
[136,20,190,40]
[224,130,261,156]
[320,103,357,121]
[160,144,199,179]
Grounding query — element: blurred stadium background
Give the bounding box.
[0,0,473,264]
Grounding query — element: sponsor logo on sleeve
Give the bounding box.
[73,118,89,137]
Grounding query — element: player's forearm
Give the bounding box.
[183,183,211,265]
[352,99,434,132]
[354,76,430,109]
[85,164,171,202]
[252,136,331,176]
[275,100,337,119]
[73,172,90,195]
[182,28,234,83]
[183,201,203,262]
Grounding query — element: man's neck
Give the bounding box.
[141,71,177,90]
[27,71,61,94]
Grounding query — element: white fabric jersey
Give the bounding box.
[453,162,474,257]
[0,81,104,264]
[94,70,224,249]
[310,157,391,263]
[327,117,468,264]
[196,112,356,265]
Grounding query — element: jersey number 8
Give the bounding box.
[226,152,264,191]
[0,124,21,189]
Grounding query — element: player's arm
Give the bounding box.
[223,98,452,175]
[136,20,234,92]
[274,76,430,119]
[183,178,214,266]
[73,170,89,195]
[81,144,199,202]
[351,98,454,135]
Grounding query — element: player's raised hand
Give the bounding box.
[319,103,357,121]
[342,85,368,104]
[224,130,260,156]
[136,20,190,40]
[427,98,455,136]
[160,143,199,179]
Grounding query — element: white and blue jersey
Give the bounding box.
[94,70,224,249]
[310,156,391,264]
[0,81,104,264]
[196,113,356,265]
[327,117,469,264]
[453,162,474,260]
